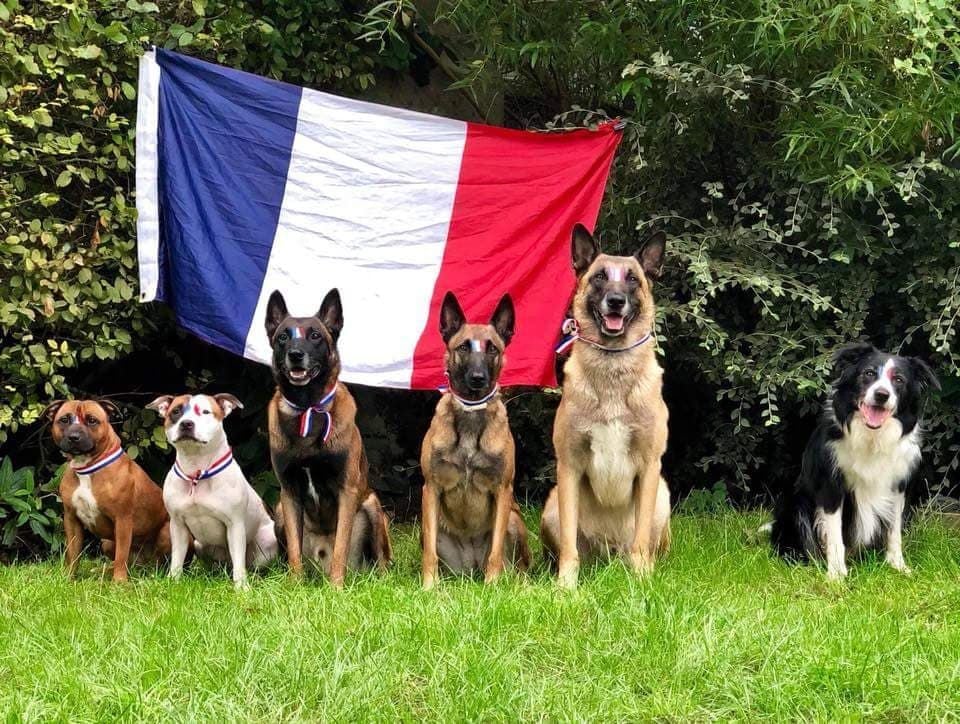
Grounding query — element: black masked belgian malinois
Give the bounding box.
[541,224,671,588]
[420,292,531,589]
[265,289,391,586]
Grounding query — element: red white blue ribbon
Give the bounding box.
[71,444,124,475]
[173,448,234,494]
[555,318,652,355]
[437,381,500,412]
[283,384,336,441]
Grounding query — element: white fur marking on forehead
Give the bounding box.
[470,339,482,352]
[608,266,625,282]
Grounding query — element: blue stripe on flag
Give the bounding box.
[154,50,302,355]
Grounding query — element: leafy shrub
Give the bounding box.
[0,456,61,558]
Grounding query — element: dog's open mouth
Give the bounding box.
[287,367,319,386]
[859,402,891,430]
[600,313,625,335]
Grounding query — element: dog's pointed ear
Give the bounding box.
[636,231,667,280]
[146,395,174,417]
[318,288,343,343]
[42,400,66,424]
[97,400,123,422]
[213,393,244,417]
[572,224,598,277]
[490,294,515,347]
[910,357,941,392]
[265,290,288,340]
[831,342,875,379]
[440,291,466,343]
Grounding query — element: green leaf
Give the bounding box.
[55,171,72,188]
[121,82,136,100]
[73,45,103,60]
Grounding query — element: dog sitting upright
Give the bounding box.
[147,393,278,589]
[44,399,170,581]
[266,289,391,586]
[771,343,940,579]
[541,224,672,588]
[420,292,531,589]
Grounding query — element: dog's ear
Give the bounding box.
[572,224,598,277]
[146,395,174,417]
[636,231,667,280]
[213,393,244,417]
[41,400,66,424]
[490,294,515,347]
[440,291,465,343]
[318,288,343,343]
[97,399,123,422]
[265,290,289,340]
[910,357,941,392]
[831,342,875,380]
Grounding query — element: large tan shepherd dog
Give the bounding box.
[541,225,671,588]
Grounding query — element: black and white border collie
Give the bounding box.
[771,343,939,579]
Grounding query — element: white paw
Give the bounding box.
[886,555,912,575]
[826,564,848,581]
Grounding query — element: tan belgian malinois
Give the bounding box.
[265,289,391,587]
[541,224,672,588]
[420,291,531,589]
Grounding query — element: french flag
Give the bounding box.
[137,49,620,389]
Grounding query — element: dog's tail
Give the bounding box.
[770,486,818,562]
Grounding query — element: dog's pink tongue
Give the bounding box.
[604,315,624,331]
[861,404,890,428]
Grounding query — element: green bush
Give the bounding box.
[0,456,61,557]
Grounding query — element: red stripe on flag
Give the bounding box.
[410,122,621,389]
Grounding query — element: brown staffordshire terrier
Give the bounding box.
[44,399,171,581]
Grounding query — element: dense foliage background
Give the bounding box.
[2,0,958,555]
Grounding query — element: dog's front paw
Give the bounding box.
[885,554,912,575]
[422,574,437,591]
[628,550,655,578]
[557,561,579,590]
[483,564,504,585]
[234,578,251,591]
[826,564,848,581]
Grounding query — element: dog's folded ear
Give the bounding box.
[265,290,289,340]
[440,291,465,343]
[214,393,244,417]
[41,400,66,424]
[831,342,875,380]
[910,357,941,391]
[572,224,598,277]
[146,395,174,417]
[490,294,515,347]
[318,288,343,343]
[98,399,123,422]
[636,231,667,280]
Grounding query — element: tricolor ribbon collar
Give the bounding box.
[173,448,234,495]
[438,381,500,412]
[283,383,337,441]
[555,318,652,355]
[71,444,124,475]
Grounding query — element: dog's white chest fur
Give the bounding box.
[586,421,635,507]
[829,418,920,545]
[72,474,101,528]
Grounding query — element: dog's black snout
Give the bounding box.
[179,420,195,432]
[605,293,626,311]
[287,349,305,365]
[873,389,890,405]
[67,431,82,443]
[468,371,488,390]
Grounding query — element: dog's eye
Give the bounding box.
[202,409,211,415]
[277,332,289,343]
[486,341,498,356]
[172,405,183,416]
[458,342,471,353]
[58,415,72,425]
[86,416,98,425]
[309,330,321,341]
[627,271,639,284]
[864,369,876,379]
[893,375,905,385]
[593,271,606,283]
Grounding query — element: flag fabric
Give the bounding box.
[136,49,621,389]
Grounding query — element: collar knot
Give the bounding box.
[283,382,337,440]
[556,318,652,355]
[173,448,234,494]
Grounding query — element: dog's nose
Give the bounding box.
[605,293,626,311]
[468,372,488,389]
[287,349,305,364]
[873,389,890,405]
[179,420,195,432]
[67,432,81,443]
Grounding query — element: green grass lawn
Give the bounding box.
[2,512,960,721]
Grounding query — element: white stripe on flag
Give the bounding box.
[136,50,162,302]
[242,87,467,388]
